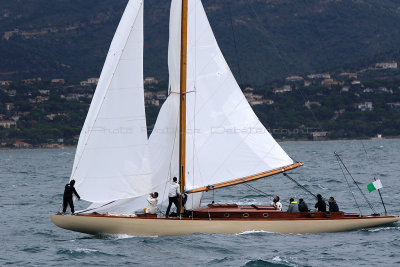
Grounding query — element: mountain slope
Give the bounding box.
[2,0,400,85]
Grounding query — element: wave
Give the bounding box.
[57,247,110,256]
[96,233,159,240]
[365,226,400,232]
[21,246,45,253]
[242,258,292,267]
[237,230,274,235]
[208,257,232,264]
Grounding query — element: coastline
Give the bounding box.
[1,136,399,150]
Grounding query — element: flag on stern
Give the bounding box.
[367,179,383,192]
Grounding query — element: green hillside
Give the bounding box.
[1,0,400,85]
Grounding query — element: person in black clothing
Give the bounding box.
[63,180,80,214]
[314,194,326,212]
[328,197,339,212]
[298,198,309,212]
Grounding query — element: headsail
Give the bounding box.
[150,0,299,194]
[71,0,151,203]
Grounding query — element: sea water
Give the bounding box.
[0,139,399,266]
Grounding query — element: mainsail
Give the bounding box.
[150,0,297,194]
[71,0,152,203]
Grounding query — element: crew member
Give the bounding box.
[328,196,339,212]
[298,198,309,212]
[271,195,282,211]
[63,179,80,214]
[145,192,158,214]
[166,177,180,217]
[287,198,299,213]
[315,194,327,212]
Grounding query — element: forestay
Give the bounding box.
[71,0,152,203]
[151,0,295,193]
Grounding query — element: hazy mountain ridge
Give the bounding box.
[2,0,400,85]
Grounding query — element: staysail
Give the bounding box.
[71,0,152,203]
[150,0,299,195]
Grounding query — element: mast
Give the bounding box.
[178,0,188,213]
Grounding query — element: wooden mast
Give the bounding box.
[178,0,188,214]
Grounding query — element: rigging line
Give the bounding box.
[161,107,180,215]
[361,141,387,215]
[191,0,198,210]
[334,153,363,215]
[283,173,320,201]
[242,182,273,199]
[334,152,377,214]
[360,140,379,179]
[226,1,244,86]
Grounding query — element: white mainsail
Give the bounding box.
[150,0,294,193]
[71,0,152,203]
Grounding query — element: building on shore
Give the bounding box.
[144,77,158,85]
[387,102,400,110]
[0,81,12,86]
[375,62,397,69]
[338,72,358,79]
[357,102,373,111]
[307,73,330,79]
[304,101,321,109]
[80,78,99,86]
[273,85,292,94]
[312,131,328,141]
[13,141,32,148]
[51,79,65,84]
[0,120,17,128]
[285,76,303,82]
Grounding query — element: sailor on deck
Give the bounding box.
[328,197,339,212]
[271,195,282,211]
[315,194,327,212]
[145,192,158,214]
[166,177,181,217]
[62,179,80,214]
[287,198,299,213]
[298,198,309,212]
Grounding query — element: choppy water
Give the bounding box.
[1,139,399,266]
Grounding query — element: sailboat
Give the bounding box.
[51,0,399,236]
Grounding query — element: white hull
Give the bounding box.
[51,214,400,236]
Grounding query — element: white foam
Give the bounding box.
[104,234,159,239]
[272,256,282,262]
[367,226,399,232]
[317,184,327,190]
[272,256,291,265]
[74,248,99,253]
[237,230,273,235]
